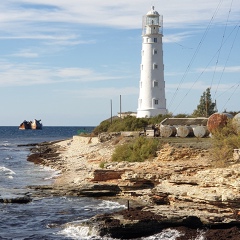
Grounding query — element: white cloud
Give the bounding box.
[0,1,239,32]
[55,86,139,99]
[197,65,240,73]
[0,62,124,87]
[0,1,238,50]
[163,31,196,44]
[166,80,240,93]
[10,49,39,58]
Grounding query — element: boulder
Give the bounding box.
[0,196,32,204]
[98,132,121,142]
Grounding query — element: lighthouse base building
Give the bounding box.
[137,6,167,118]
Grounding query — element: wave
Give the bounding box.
[0,141,12,149]
[57,224,101,240]
[143,229,184,239]
[57,226,188,240]
[0,166,16,178]
[1,141,10,146]
[56,200,127,239]
[96,200,127,211]
[3,156,14,160]
[40,166,61,180]
[57,219,207,240]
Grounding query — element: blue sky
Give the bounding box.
[0,0,239,126]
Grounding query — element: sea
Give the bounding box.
[0,126,205,240]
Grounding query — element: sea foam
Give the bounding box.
[57,225,101,240]
[0,166,16,177]
[58,226,186,240]
[97,200,127,210]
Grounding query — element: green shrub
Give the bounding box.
[93,120,111,135]
[147,113,173,125]
[210,120,240,167]
[99,161,106,169]
[93,114,175,134]
[111,137,160,162]
[108,116,149,132]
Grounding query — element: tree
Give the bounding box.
[192,88,216,117]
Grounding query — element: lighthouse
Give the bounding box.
[137,6,167,118]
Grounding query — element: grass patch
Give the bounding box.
[111,137,160,162]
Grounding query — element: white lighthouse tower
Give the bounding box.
[137,6,167,118]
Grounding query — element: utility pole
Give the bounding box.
[120,95,122,119]
[110,99,112,124]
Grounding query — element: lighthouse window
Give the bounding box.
[153,49,157,55]
[154,38,157,43]
[153,81,158,87]
[153,64,158,69]
[154,100,159,105]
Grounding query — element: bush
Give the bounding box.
[148,114,173,125]
[108,116,149,132]
[99,161,106,169]
[93,120,111,135]
[210,120,240,167]
[111,137,160,162]
[93,114,174,134]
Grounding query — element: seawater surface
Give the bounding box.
[0,126,204,239]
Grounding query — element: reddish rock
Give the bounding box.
[93,170,125,181]
[207,113,233,133]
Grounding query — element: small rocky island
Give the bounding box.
[25,131,240,239]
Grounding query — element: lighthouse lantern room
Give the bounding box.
[137,6,167,118]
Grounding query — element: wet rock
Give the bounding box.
[78,184,121,197]
[27,142,60,164]
[84,208,240,239]
[85,208,205,239]
[0,195,32,204]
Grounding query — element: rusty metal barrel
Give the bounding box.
[233,113,240,134]
[207,113,233,133]
[160,125,177,137]
[193,126,209,138]
[176,126,194,138]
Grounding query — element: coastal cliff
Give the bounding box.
[27,134,240,239]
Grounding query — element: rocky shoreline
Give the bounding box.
[25,134,240,239]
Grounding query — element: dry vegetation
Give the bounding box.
[210,121,240,167]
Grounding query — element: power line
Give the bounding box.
[213,24,240,100]
[172,22,240,113]
[210,0,234,91]
[173,41,193,50]
[221,81,240,112]
[168,0,224,111]
[216,80,240,99]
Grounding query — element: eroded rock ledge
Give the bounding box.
[84,208,240,239]
[26,135,240,238]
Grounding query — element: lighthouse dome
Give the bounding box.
[147,6,159,16]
